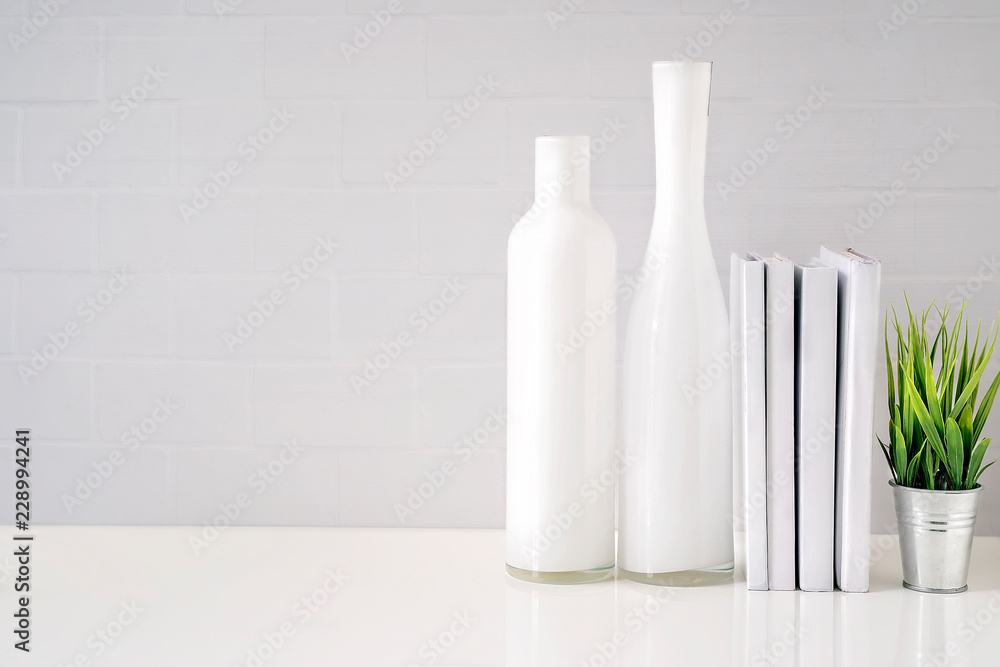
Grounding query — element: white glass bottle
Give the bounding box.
[506,135,616,584]
[618,62,734,585]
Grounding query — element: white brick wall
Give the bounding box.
[0,109,17,185]
[257,191,416,273]
[99,192,257,272]
[23,106,174,186]
[20,272,171,355]
[95,362,252,444]
[105,21,263,100]
[0,0,998,535]
[0,20,101,100]
[342,101,506,185]
[265,18,425,98]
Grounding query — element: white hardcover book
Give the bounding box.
[794,262,838,592]
[729,254,746,582]
[819,247,882,593]
[731,253,768,591]
[755,253,796,591]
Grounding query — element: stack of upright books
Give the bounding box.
[731,247,882,592]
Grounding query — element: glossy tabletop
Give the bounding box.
[2,527,999,665]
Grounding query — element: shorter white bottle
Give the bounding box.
[505,135,617,584]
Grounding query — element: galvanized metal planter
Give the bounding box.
[890,481,981,593]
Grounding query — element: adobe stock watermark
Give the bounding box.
[521,450,636,564]
[580,587,678,667]
[406,611,476,667]
[384,76,499,191]
[351,278,468,394]
[921,256,1000,335]
[180,106,295,223]
[844,126,959,243]
[213,0,244,19]
[866,522,901,567]
[7,0,73,53]
[903,590,1000,667]
[734,418,835,532]
[17,268,134,385]
[753,622,807,666]
[546,0,585,30]
[716,85,833,202]
[509,116,628,227]
[942,255,1000,305]
[878,0,926,40]
[956,591,1000,645]
[684,287,794,403]
[51,66,168,182]
[394,407,506,523]
[670,10,745,62]
[61,397,178,515]
[668,0,752,63]
[56,601,145,667]
[556,248,667,361]
[340,0,410,62]
[234,568,349,667]
[189,439,305,556]
[224,236,338,353]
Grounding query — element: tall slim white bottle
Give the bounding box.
[506,135,617,584]
[618,62,734,585]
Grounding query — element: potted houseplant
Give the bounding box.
[880,300,1000,593]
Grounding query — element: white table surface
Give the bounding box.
[2,527,999,666]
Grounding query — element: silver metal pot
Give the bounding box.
[891,481,981,593]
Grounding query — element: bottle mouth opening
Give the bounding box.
[652,60,713,67]
[536,135,589,143]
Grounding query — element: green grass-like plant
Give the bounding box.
[880,299,1000,491]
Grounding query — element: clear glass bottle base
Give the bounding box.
[505,562,615,585]
[617,561,734,587]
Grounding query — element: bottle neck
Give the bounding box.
[651,62,711,242]
[534,135,591,206]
